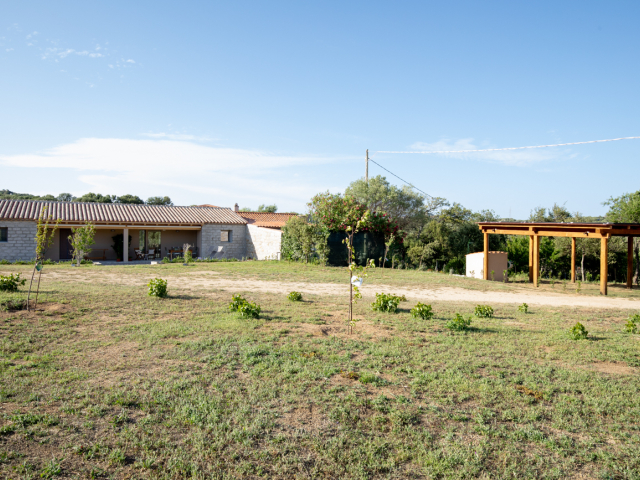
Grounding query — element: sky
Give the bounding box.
[1,1,639,218]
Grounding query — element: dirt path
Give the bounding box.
[37,269,640,310]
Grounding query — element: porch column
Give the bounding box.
[533,235,540,287]
[571,237,576,283]
[627,236,633,290]
[483,231,489,280]
[600,236,608,295]
[123,227,129,263]
[528,235,534,283]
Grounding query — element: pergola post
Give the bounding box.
[627,236,633,290]
[483,231,489,280]
[600,236,608,295]
[571,237,576,283]
[528,235,534,283]
[533,235,540,287]
[123,227,129,263]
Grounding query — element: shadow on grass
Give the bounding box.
[168,294,201,300]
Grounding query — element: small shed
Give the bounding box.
[466,251,508,281]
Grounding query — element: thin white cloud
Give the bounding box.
[41,47,105,59]
[409,138,572,166]
[141,132,215,142]
[125,59,135,63]
[0,137,349,208]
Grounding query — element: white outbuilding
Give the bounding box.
[466,251,508,281]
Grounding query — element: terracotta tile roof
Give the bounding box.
[0,200,247,225]
[238,212,300,228]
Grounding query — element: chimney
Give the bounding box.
[234,203,239,212]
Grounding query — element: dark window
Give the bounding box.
[0,227,7,242]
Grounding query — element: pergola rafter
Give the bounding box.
[478,222,640,295]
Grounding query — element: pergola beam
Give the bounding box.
[476,222,640,296]
[483,231,489,280]
[600,236,608,295]
[571,237,576,283]
[628,236,634,290]
[528,235,534,283]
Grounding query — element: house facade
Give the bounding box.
[0,200,289,262]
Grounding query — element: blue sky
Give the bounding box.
[1,1,639,218]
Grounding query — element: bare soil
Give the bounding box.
[42,269,640,310]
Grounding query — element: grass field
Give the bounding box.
[1,262,640,479]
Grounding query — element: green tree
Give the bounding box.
[529,203,571,222]
[604,191,640,284]
[27,207,60,311]
[146,196,173,206]
[345,175,435,230]
[69,223,96,266]
[57,193,75,202]
[116,194,145,204]
[257,204,277,213]
[77,193,115,203]
[281,216,328,264]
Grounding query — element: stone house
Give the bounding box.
[0,199,291,262]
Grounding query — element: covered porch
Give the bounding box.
[478,222,640,295]
[53,224,202,263]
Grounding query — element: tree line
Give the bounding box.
[283,176,640,284]
[0,190,173,205]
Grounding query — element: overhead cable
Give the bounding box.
[375,135,640,155]
[368,159,433,199]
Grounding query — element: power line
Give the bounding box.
[375,135,640,155]
[368,134,640,201]
[368,159,433,198]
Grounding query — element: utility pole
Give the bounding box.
[365,149,369,183]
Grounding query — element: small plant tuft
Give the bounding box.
[371,293,407,313]
[40,457,62,478]
[474,305,494,318]
[518,303,529,314]
[624,313,640,334]
[576,281,581,294]
[229,294,261,318]
[147,278,168,298]
[287,291,303,302]
[446,313,472,332]
[0,273,26,292]
[570,322,589,340]
[411,302,434,320]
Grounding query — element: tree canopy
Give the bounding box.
[604,190,640,223]
[146,196,173,206]
[345,176,430,230]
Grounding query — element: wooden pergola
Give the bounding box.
[477,222,640,295]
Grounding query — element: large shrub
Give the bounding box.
[281,216,328,263]
[308,192,400,238]
[0,273,26,292]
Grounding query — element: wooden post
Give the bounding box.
[365,149,369,183]
[483,231,489,280]
[528,235,534,283]
[571,237,576,283]
[600,236,608,295]
[533,235,540,287]
[628,236,634,290]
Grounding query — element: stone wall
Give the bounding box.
[246,225,282,260]
[0,221,38,261]
[200,224,247,259]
